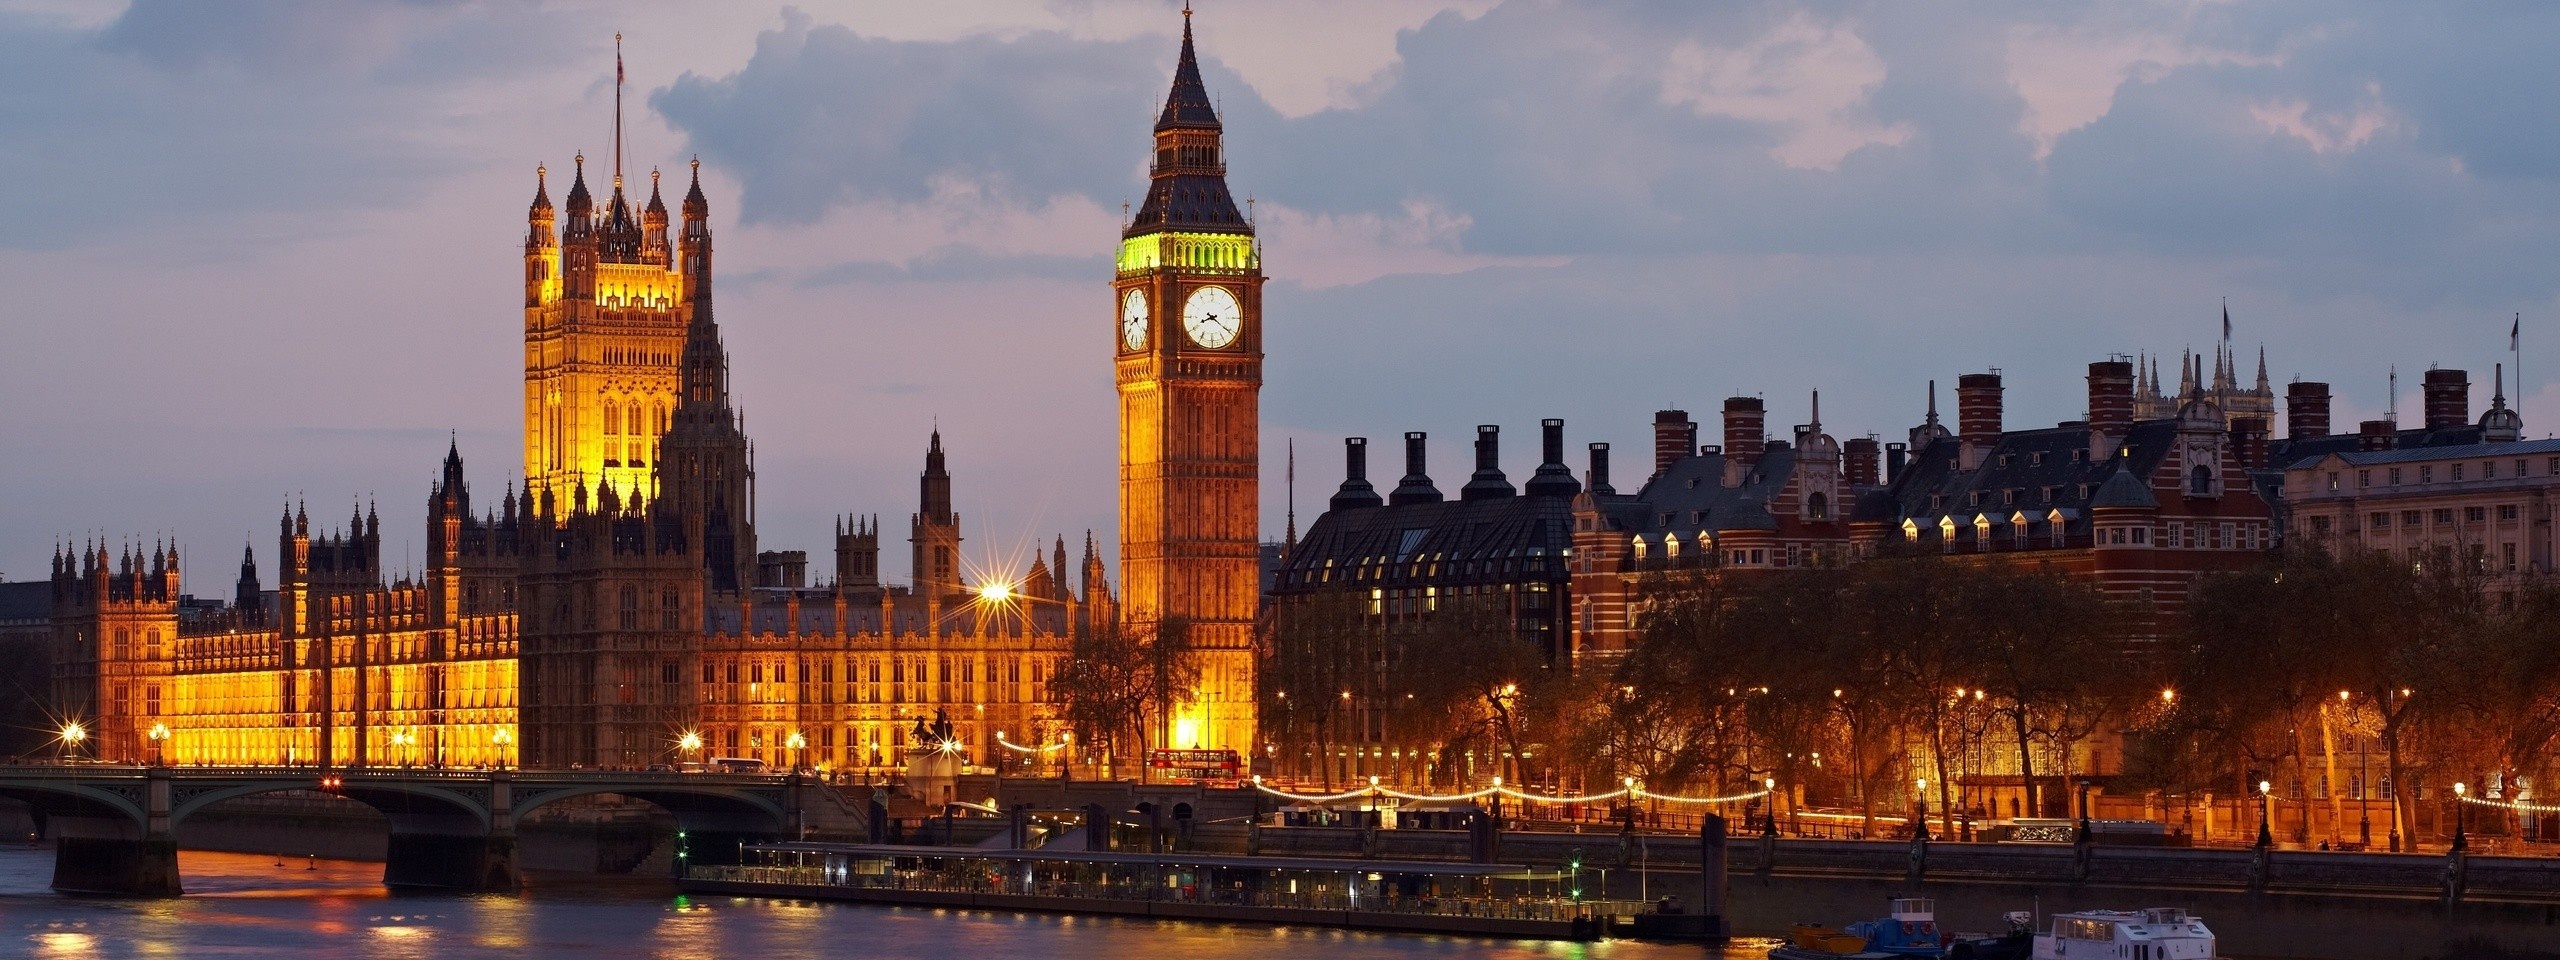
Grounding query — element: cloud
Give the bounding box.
[1658,12,1910,171]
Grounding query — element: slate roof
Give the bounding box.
[1604,445,1800,539]
[0,581,49,622]
[1272,488,1575,593]
[2276,436,2560,470]
[1867,421,2179,526]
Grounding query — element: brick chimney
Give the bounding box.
[2087,359,2134,460]
[1330,437,1383,510]
[1652,410,1694,479]
[1587,442,1614,496]
[1722,397,1765,470]
[2286,381,2331,439]
[2423,368,2470,432]
[2358,420,2396,452]
[2229,417,2269,470]
[1885,442,1908,483]
[1843,437,1881,487]
[1461,425,1516,501]
[1957,372,2003,470]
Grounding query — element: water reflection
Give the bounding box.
[1,847,1753,960]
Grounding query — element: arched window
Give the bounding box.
[660,586,682,630]
[618,585,639,630]
[603,401,620,436]
[1807,491,1829,520]
[2189,464,2214,496]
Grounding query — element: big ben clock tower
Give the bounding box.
[1116,8,1259,758]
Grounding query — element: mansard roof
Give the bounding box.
[1875,420,2181,524]
[2279,435,2560,470]
[2268,425,2495,468]
[1273,491,1575,593]
[1605,445,1800,539]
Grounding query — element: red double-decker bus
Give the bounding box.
[1147,748,1241,783]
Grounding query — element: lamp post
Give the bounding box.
[1915,777,1931,841]
[787,731,808,774]
[2452,782,2469,852]
[390,730,416,769]
[679,730,704,770]
[148,723,170,767]
[493,728,514,771]
[2257,779,2274,849]
[60,722,86,763]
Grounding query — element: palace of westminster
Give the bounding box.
[22,16,1264,773]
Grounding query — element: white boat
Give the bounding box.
[2031,907,2214,960]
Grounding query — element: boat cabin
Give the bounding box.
[2033,908,2214,960]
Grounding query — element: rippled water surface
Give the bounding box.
[1,847,1758,959]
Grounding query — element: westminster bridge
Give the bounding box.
[0,765,815,896]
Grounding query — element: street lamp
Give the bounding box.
[679,730,704,769]
[2452,782,2469,852]
[60,722,86,762]
[787,731,808,774]
[390,730,416,768]
[1915,777,1931,841]
[493,728,514,771]
[148,723,170,767]
[2257,779,2275,849]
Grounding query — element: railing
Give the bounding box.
[688,863,1637,921]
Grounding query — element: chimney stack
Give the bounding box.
[1957,372,2003,469]
[1461,425,1515,501]
[1331,437,1384,510]
[1885,442,1908,483]
[1844,437,1881,487]
[1587,442,1614,496]
[2286,381,2331,439]
[2423,368,2470,432]
[1653,410,1695,479]
[2358,419,2396,452]
[1722,397,1766,470]
[1389,432,1442,505]
[1525,419,1581,497]
[2087,360,2134,457]
[2230,417,2269,471]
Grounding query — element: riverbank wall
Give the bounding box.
[0,795,673,874]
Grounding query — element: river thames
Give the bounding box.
[0,847,1752,959]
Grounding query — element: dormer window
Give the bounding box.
[2029,452,2045,466]
[1968,491,1984,507]
[1997,454,2013,468]
[2189,464,2214,496]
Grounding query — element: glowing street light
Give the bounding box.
[59,722,86,761]
[976,582,1014,602]
[492,728,514,771]
[147,723,170,766]
[787,731,809,773]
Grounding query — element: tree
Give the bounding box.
[1261,592,1370,787]
[1049,615,1198,781]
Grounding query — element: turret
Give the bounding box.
[642,168,670,265]
[560,153,597,300]
[681,157,712,302]
[525,164,557,307]
[235,542,261,619]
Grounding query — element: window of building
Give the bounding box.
[618,585,639,630]
[2499,504,2521,521]
[2002,489,2017,506]
[2483,461,2497,479]
[2504,542,2519,572]
[2518,459,2531,478]
[2189,465,2213,496]
[2327,471,2340,491]
[2420,466,2434,483]
[2453,464,2466,482]
[2370,512,2389,531]
[1807,491,1829,520]
[2310,516,2333,536]
[2359,469,2372,487]
[2133,528,2148,544]
[2403,509,2423,526]
[2466,506,2487,523]
[2434,508,2455,525]
[2389,467,2403,485]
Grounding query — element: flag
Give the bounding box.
[2222,303,2232,340]
[2514,313,2522,352]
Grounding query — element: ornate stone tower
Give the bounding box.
[910,431,964,595]
[656,160,757,596]
[1114,10,1260,755]
[522,43,690,511]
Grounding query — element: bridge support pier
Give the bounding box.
[382,771,518,893]
[51,767,181,896]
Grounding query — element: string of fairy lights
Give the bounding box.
[1249,774,1770,807]
[2458,793,2560,814]
[995,733,1073,755]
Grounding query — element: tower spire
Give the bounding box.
[614,32,625,188]
[1284,437,1297,551]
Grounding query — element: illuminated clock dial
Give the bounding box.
[1182,285,1241,349]
[1120,289,1150,351]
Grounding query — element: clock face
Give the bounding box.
[1119,289,1150,351]
[1182,285,1242,349]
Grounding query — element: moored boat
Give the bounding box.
[2030,907,2214,960]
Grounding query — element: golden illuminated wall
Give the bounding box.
[525,255,691,510]
[149,612,520,768]
[691,639,1069,772]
